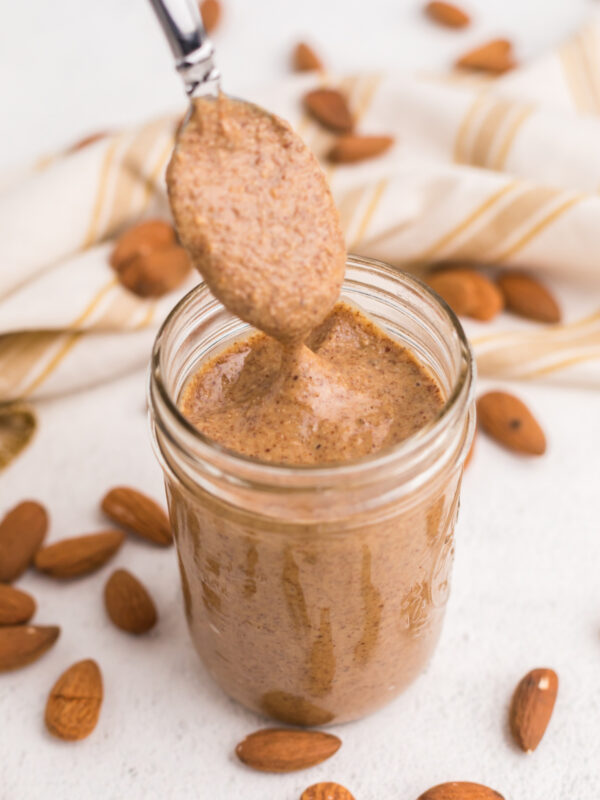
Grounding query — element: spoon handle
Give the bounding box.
[148,0,220,97]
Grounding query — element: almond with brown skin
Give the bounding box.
[34,530,125,579]
[427,269,503,321]
[0,500,48,583]
[497,272,561,323]
[110,220,176,272]
[417,783,505,800]
[510,667,558,752]
[0,625,60,672]
[104,569,157,634]
[456,39,516,74]
[200,0,221,33]
[293,42,323,72]
[328,135,394,164]
[101,486,172,546]
[45,659,103,741]
[477,391,546,455]
[117,245,192,298]
[425,1,471,28]
[303,89,354,133]
[0,585,36,625]
[236,728,341,773]
[301,783,356,800]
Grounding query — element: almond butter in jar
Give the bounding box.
[148,256,474,725]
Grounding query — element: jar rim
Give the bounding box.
[149,254,474,484]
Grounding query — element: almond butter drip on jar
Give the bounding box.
[168,94,443,464]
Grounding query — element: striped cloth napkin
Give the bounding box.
[2,21,600,403]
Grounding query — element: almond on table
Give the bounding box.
[34,530,125,579]
[426,268,503,321]
[199,0,221,34]
[45,659,103,741]
[235,728,341,772]
[0,585,36,626]
[303,88,354,133]
[497,272,561,323]
[301,783,355,800]
[110,219,176,272]
[477,391,546,455]
[0,625,60,672]
[425,1,471,28]
[510,667,558,752]
[417,783,505,800]
[292,42,323,72]
[117,245,192,298]
[101,486,172,546]
[328,135,394,163]
[456,39,516,74]
[0,500,49,583]
[104,568,158,634]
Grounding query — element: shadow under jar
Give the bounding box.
[148,255,475,726]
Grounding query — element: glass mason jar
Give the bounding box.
[148,255,475,726]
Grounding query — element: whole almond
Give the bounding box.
[328,135,394,164]
[456,39,516,74]
[0,500,48,583]
[425,1,470,28]
[293,42,323,72]
[417,783,505,800]
[509,667,558,752]
[497,272,561,323]
[117,245,191,298]
[110,220,176,272]
[0,625,60,672]
[301,783,356,800]
[477,391,546,455]
[34,530,125,579]
[303,89,354,134]
[235,728,341,773]
[0,585,36,625]
[101,486,172,546]
[104,569,157,634]
[200,0,221,34]
[427,268,503,321]
[45,659,103,741]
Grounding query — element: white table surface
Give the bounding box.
[2,1,600,798]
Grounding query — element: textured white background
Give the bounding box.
[2,1,600,798]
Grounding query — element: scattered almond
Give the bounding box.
[477,391,546,455]
[292,42,323,72]
[509,667,558,752]
[45,659,103,741]
[0,585,36,626]
[497,272,561,323]
[301,783,356,800]
[456,39,516,74]
[328,135,394,163]
[426,268,503,321]
[101,486,172,546]
[117,245,192,298]
[235,728,341,773]
[200,0,221,33]
[303,89,354,133]
[0,625,60,672]
[425,1,471,28]
[104,568,157,634]
[34,530,125,579]
[0,500,49,583]
[110,220,176,272]
[417,783,505,800]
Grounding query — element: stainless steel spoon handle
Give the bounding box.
[147,0,220,97]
